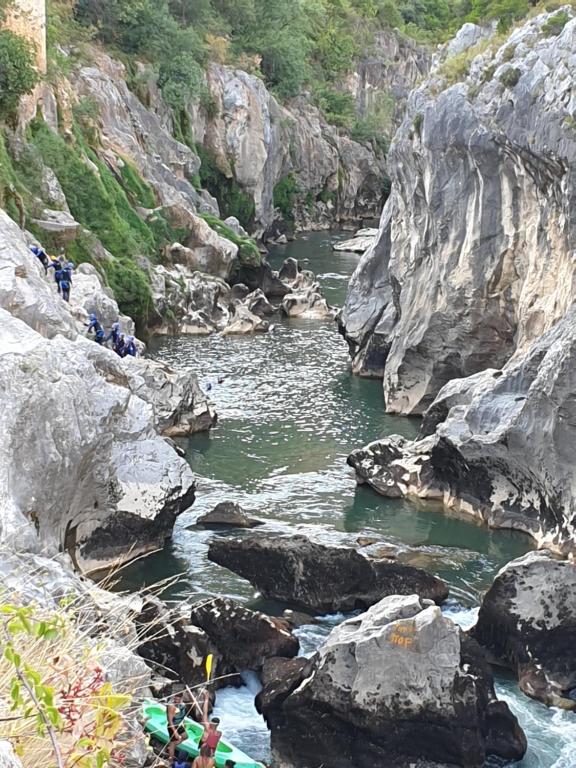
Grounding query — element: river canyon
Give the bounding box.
[116,232,576,768]
[2,1,576,767]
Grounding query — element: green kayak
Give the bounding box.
[142,699,265,768]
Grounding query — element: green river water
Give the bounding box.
[119,231,576,768]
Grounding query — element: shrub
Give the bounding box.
[499,66,521,88]
[273,173,300,222]
[541,10,570,36]
[0,31,38,119]
[413,113,424,138]
[314,87,356,129]
[196,144,255,228]
[0,599,133,768]
[104,257,153,330]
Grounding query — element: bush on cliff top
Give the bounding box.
[0,30,39,120]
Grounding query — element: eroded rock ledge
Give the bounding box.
[348,303,576,555]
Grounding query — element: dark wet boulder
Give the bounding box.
[471,551,576,708]
[194,501,263,529]
[189,596,299,671]
[134,596,220,689]
[207,533,448,613]
[258,594,526,768]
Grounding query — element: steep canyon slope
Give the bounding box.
[345,9,576,553]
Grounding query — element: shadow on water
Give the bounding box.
[114,230,565,767]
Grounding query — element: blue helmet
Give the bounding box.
[89,313,97,322]
[127,335,135,343]
[112,322,120,330]
[67,261,74,269]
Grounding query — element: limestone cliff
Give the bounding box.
[345,9,576,553]
[341,9,576,413]
[0,209,214,571]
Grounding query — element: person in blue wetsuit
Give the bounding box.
[47,257,63,293]
[113,333,125,357]
[105,321,121,348]
[122,335,137,357]
[59,273,71,302]
[30,245,49,272]
[86,313,105,344]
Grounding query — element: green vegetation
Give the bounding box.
[499,66,521,87]
[541,9,570,35]
[0,599,133,768]
[199,212,262,267]
[273,173,300,223]
[196,144,255,228]
[0,30,38,119]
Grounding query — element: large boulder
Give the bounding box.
[0,309,195,570]
[258,594,526,768]
[340,10,576,413]
[471,551,576,708]
[348,304,576,555]
[208,534,448,612]
[189,597,299,671]
[134,596,220,690]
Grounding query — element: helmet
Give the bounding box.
[127,335,135,342]
[89,313,97,322]
[67,261,75,268]
[112,322,120,330]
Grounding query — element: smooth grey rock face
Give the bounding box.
[348,303,576,554]
[208,533,449,612]
[259,595,526,768]
[70,51,209,216]
[190,64,387,233]
[341,11,576,413]
[472,551,576,707]
[0,211,203,571]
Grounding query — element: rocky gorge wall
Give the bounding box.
[0,208,215,572]
[341,9,576,413]
[344,9,576,554]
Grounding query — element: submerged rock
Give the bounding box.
[189,597,299,671]
[195,502,263,529]
[471,551,576,708]
[259,594,526,768]
[208,534,448,612]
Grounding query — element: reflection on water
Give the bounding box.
[116,231,565,766]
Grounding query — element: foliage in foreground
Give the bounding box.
[0,599,134,768]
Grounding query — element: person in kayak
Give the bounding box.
[192,745,215,768]
[167,692,188,762]
[200,692,222,757]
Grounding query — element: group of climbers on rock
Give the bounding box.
[31,245,74,302]
[86,313,137,357]
[30,243,137,358]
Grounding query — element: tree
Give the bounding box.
[0,30,38,119]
